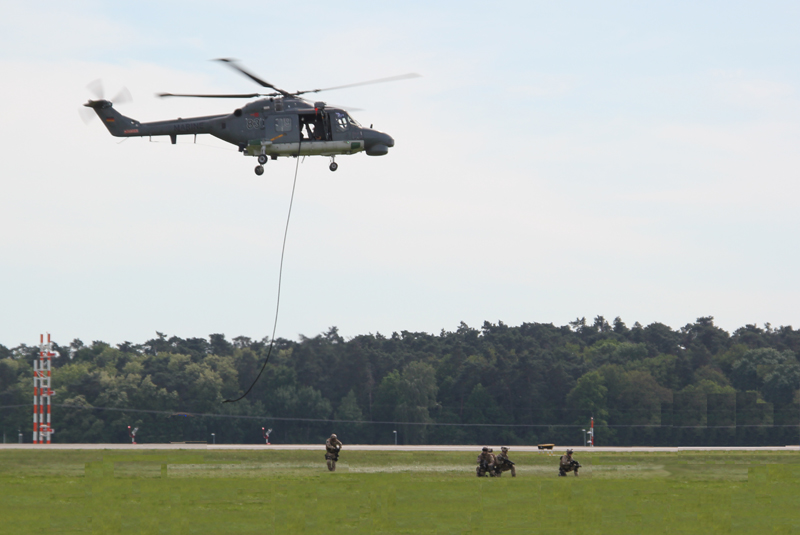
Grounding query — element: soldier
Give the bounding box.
[494,446,516,477]
[325,433,343,472]
[559,449,580,477]
[476,446,496,477]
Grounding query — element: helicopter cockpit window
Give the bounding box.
[275,117,292,132]
[333,111,350,132]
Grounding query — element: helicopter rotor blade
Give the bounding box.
[112,87,133,106]
[294,73,422,96]
[81,81,130,125]
[87,79,104,100]
[157,92,271,99]
[78,106,96,124]
[214,58,292,97]
[330,104,364,112]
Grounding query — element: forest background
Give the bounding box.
[1,316,799,447]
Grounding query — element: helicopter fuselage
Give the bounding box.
[85,96,395,168]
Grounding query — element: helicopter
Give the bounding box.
[83,59,419,175]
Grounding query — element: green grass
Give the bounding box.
[1,450,799,534]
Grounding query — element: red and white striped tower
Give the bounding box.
[33,334,57,444]
[32,341,39,443]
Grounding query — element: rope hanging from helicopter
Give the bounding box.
[79,60,420,406]
[224,141,302,403]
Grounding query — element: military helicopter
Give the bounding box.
[83,59,419,175]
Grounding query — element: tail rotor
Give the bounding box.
[80,79,132,124]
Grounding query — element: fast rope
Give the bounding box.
[224,150,302,403]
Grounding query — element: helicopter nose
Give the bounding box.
[364,128,394,156]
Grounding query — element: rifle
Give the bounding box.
[326,445,341,462]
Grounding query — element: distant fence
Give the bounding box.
[1,396,798,447]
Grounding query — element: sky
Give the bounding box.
[1,1,799,347]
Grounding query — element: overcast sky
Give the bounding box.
[1,1,799,347]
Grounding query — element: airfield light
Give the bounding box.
[211,433,215,445]
[393,430,397,446]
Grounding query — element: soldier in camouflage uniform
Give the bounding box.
[494,446,516,477]
[476,447,496,477]
[558,449,580,476]
[325,434,343,472]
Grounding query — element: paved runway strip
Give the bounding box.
[1,444,797,452]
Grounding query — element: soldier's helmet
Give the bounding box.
[331,434,337,439]
[501,446,509,452]
[488,448,494,452]
[566,449,574,455]
[482,447,488,452]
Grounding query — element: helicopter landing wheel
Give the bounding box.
[329,162,338,172]
[254,165,264,176]
[257,154,268,165]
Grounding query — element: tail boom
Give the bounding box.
[84,100,224,141]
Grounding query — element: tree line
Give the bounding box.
[1,317,799,446]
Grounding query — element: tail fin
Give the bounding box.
[84,100,141,137]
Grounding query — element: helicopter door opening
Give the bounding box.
[299,112,331,141]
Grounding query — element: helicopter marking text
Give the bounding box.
[173,122,203,133]
[246,118,265,130]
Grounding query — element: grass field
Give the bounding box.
[1,449,799,534]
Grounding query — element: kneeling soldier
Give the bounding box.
[476,447,496,477]
[559,449,580,477]
[494,446,516,477]
[325,433,343,472]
